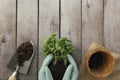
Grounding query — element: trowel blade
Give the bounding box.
[7,51,35,75]
[7,42,35,75]
[7,52,18,70]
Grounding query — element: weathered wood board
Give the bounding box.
[17,0,38,79]
[61,0,82,65]
[82,0,104,58]
[0,0,16,80]
[39,0,59,69]
[104,0,120,54]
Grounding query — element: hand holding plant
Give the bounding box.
[43,34,75,65]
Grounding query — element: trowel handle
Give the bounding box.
[8,76,16,80]
[8,69,18,80]
[8,66,19,80]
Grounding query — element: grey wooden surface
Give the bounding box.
[0,0,16,80]
[61,0,82,65]
[17,0,38,79]
[0,0,120,80]
[104,0,120,53]
[82,0,103,58]
[39,0,59,69]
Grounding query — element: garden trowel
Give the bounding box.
[7,41,35,79]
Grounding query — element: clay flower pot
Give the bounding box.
[79,42,120,80]
[85,43,114,78]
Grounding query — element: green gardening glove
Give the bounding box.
[39,54,53,80]
[63,54,79,80]
[39,54,79,80]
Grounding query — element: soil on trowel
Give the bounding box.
[49,61,69,80]
[17,41,33,66]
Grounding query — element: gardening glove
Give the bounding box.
[39,54,79,80]
[39,54,53,80]
[63,54,79,80]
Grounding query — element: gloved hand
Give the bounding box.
[39,54,53,80]
[39,54,79,80]
[63,54,79,80]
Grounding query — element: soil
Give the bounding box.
[49,61,69,80]
[17,41,33,66]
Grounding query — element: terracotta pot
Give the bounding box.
[85,43,114,78]
[79,42,120,80]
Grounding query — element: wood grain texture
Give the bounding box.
[39,0,59,69]
[61,0,82,66]
[82,0,103,58]
[17,0,38,79]
[0,0,16,80]
[104,0,120,53]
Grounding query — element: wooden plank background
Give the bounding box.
[39,0,59,69]
[17,0,38,79]
[0,0,16,80]
[82,0,103,58]
[0,0,120,80]
[61,0,82,65]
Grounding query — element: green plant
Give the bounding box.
[43,34,75,65]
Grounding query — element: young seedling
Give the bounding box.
[43,34,75,65]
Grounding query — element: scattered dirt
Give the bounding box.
[49,61,69,80]
[17,41,33,66]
